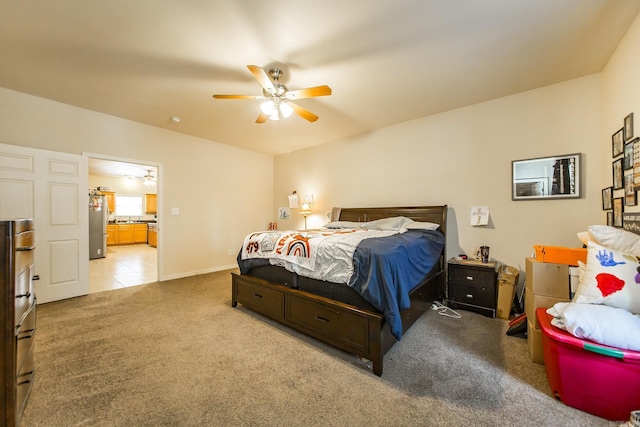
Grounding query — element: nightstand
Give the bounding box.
[446,258,498,318]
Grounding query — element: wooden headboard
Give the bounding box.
[338,205,447,237]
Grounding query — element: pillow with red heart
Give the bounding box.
[573,241,640,314]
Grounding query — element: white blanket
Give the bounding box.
[547,302,640,351]
[241,228,397,283]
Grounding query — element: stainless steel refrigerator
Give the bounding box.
[89,195,108,259]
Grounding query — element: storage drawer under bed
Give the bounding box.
[234,276,285,321]
[286,294,370,355]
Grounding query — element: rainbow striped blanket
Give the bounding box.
[240,228,397,283]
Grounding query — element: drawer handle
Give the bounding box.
[466,276,474,281]
[314,316,329,323]
[17,329,35,340]
[17,371,34,385]
[33,275,40,281]
[16,292,31,299]
[465,294,474,299]
[252,293,263,299]
[16,246,35,251]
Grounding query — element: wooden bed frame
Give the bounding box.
[231,205,447,376]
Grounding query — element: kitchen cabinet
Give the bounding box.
[117,224,134,244]
[133,224,147,243]
[145,193,157,214]
[148,224,157,248]
[106,225,117,246]
[102,191,115,213]
[108,224,148,245]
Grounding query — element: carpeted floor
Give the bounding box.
[21,270,616,426]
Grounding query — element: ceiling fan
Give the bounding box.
[213,65,331,123]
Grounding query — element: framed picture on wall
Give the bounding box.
[613,158,624,190]
[613,197,624,228]
[613,128,625,157]
[625,172,637,206]
[625,113,634,141]
[624,141,634,170]
[602,186,613,210]
[623,212,640,234]
[633,138,640,188]
[607,211,614,226]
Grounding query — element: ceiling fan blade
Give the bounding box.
[255,111,269,123]
[212,94,265,100]
[289,102,319,122]
[247,65,275,93]
[285,85,332,100]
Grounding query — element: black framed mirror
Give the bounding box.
[512,153,581,200]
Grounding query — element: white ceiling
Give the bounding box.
[88,158,157,180]
[1,1,639,157]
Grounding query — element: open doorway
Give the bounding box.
[86,154,161,294]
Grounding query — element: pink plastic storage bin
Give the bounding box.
[537,307,640,421]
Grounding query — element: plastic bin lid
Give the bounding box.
[536,307,640,361]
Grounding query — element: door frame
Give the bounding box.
[83,152,163,282]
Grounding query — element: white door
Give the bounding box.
[0,142,89,303]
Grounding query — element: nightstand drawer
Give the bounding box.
[448,267,495,289]
[447,283,495,308]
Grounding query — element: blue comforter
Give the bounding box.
[348,229,444,340]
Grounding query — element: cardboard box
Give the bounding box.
[524,286,570,330]
[525,258,570,299]
[569,266,580,297]
[496,265,519,320]
[533,245,586,266]
[527,318,544,364]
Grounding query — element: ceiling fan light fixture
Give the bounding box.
[280,102,293,118]
[269,109,280,121]
[260,100,275,115]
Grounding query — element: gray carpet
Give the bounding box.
[21,270,616,426]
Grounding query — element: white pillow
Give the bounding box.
[573,241,640,314]
[405,221,440,231]
[588,225,640,257]
[548,302,640,351]
[365,216,414,231]
[324,216,414,231]
[323,221,363,229]
[576,231,590,246]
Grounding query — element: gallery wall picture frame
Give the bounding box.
[625,172,637,206]
[623,212,640,234]
[625,113,634,141]
[613,197,624,228]
[624,141,634,170]
[602,186,613,210]
[607,211,614,226]
[613,128,625,157]
[633,138,640,188]
[613,158,624,190]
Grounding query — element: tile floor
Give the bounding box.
[89,244,157,294]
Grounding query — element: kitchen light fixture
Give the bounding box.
[143,170,156,186]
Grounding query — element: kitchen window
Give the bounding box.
[115,195,143,216]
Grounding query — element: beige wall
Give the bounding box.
[0,87,273,280]
[602,12,640,214]
[274,74,603,275]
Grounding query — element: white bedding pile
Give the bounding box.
[546,225,640,351]
[547,302,640,351]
